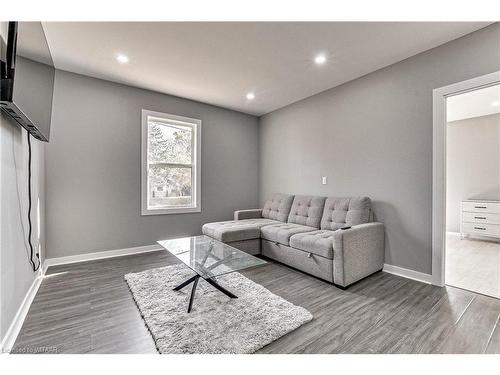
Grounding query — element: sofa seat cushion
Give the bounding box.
[289,230,336,259]
[260,223,317,246]
[202,219,279,242]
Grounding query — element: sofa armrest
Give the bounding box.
[333,222,385,287]
[234,209,263,221]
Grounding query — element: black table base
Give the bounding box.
[173,275,238,313]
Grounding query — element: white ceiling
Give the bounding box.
[42,22,491,116]
[447,84,500,122]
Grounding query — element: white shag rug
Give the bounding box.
[124,264,313,354]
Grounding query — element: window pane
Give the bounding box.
[148,120,192,164]
[148,165,193,209]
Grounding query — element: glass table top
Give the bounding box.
[158,235,267,279]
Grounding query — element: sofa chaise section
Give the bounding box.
[202,193,294,255]
[201,218,279,255]
[202,219,278,242]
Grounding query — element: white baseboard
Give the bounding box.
[383,264,433,284]
[41,260,49,275]
[44,244,163,269]
[1,268,44,353]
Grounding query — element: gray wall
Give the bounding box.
[259,23,500,274]
[0,112,45,342]
[446,113,500,232]
[46,70,259,258]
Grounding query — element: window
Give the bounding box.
[141,109,201,215]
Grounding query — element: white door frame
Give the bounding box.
[432,71,500,286]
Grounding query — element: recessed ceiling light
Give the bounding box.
[492,100,500,107]
[314,54,327,65]
[116,54,129,64]
[246,92,255,100]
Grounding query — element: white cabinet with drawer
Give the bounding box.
[461,200,500,239]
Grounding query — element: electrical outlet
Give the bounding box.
[322,176,327,185]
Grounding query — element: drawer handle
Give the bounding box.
[474,227,486,230]
[474,216,486,220]
[474,206,487,209]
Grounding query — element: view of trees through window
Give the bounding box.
[147,120,193,209]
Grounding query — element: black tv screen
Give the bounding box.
[0,22,55,142]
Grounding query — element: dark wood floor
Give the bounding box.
[12,250,500,354]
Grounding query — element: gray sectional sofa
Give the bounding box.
[202,193,385,287]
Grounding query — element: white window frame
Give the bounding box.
[141,109,201,215]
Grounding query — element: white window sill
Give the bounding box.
[141,206,201,216]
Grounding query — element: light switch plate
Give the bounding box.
[322,176,327,185]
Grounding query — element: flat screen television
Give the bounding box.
[0,21,55,142]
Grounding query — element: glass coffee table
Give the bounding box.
[158,235,267,313]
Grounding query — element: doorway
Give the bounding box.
[432,71,500,298]
[445,84,500,298]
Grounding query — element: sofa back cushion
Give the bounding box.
[262,193,295,222]
[320,197,371,230]
[287,195,326,228]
